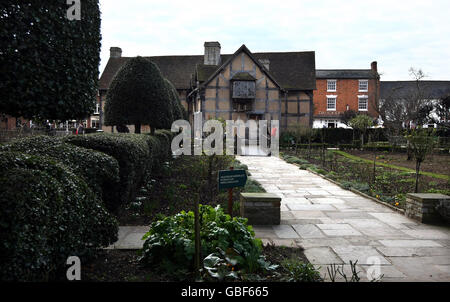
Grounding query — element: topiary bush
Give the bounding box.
[0,0,101,121]
[104,56,172,133]
[0,152,118,281]
[0,135,120,211]
[64,133,151,210]
[140,205,268,275]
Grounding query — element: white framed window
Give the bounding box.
[327,80,337,92]
[359,80,368,92]
[94,103,100,114]
[358,95,368,111]
[326,96,337,111]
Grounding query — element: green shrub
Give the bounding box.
[0,152,118,281]
[0,136,120,211]
[243,178,266,193]
[64,133,152,210]
[281,259,322,282]
[0,1,101,121]
[141,205,267,275]
[104,56,172,133]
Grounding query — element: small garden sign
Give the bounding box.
[218,168,247,217]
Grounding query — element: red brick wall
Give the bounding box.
[313,78,379,119]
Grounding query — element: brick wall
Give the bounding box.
[313,78,379,119]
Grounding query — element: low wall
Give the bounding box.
[240,192,281,225]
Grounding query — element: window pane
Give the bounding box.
[358,98,368,110]
[327,97,336,110]
[359,80,368,91]
[233,81,255,98]
[327,80,336,91]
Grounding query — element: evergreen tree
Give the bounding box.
[104,56,172,134]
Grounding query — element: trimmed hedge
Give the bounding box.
[64,132,174,209]
[0,136,120,211]
[0,0,101,121]
[0,152,118,281]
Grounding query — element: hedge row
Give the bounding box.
[0,130,174,281]
[280,128,389,146]
[0,152,118,281]
[0,136,120,212]
[64,130,174,211]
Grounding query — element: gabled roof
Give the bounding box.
[200,44,283,90]
[316,69,376,79]
[99,46,316,91]
[380,81,450,99]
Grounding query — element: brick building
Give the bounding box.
[312,62,380,128]
[94,42,316,133]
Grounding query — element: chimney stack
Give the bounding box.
[204,42,221,65]
[110,47,122,58]
[259,59,270,70]
[371,61,378,72]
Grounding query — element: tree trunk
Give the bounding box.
[135,122,141,134]
[415,161,421,193]
[151,127,155,135]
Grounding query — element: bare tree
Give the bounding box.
[379,68,434,135]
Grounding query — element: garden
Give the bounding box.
[0,132,331,282]
[280,125,450,210]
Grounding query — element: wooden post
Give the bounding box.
[228,166,234,217]
[194,195,201,275]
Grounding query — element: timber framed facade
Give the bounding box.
[96,42,316,133]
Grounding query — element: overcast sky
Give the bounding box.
[98,0,450,81]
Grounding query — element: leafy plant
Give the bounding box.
[140,205,271,277]
[281,258,322,282]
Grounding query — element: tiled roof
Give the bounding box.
[316,69,376,79]
[99,49,316,91]
[380,81,450,99]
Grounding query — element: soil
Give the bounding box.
[82,244,309,282]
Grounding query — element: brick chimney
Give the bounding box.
[204,42,221,65]
[110,47,122,58]
[371,61,377,72]
[259,59,270,70]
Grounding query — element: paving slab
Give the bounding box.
[292,224,326,239]
[332,246,390,265]
[304,247,343,265]
[286,204,337,211]
[272,225,299,239]
[379,239,442,247]
[233,155,450,281]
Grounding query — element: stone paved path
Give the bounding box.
[236,155,450,282]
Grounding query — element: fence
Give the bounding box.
[0,129,70,143]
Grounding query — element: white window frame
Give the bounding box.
[326,95,337,111]
[327,79,337,92]
[358,95,368,111]
[94,103,100,114]
[358,79,368,92]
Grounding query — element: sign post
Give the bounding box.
[218,168,247,217]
